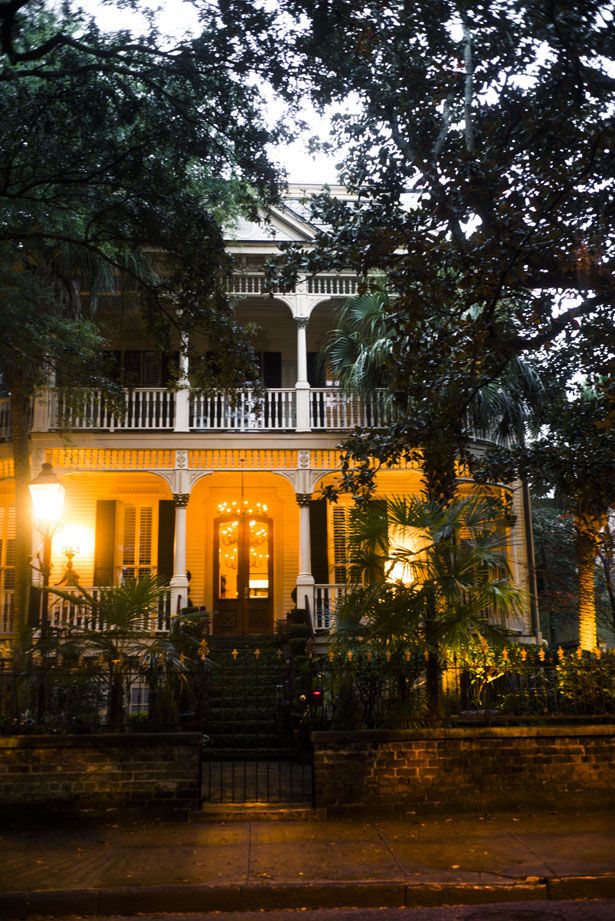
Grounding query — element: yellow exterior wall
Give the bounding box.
[48,472,172,587]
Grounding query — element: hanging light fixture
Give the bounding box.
[217,459,267,517]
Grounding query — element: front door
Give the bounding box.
[213,513,273,634]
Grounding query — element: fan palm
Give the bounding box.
[322,289,543,505]
[336,495,522,720]
[44,574,183,731]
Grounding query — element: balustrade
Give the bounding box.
[309,388,391,430]
[313,584,349,633]
[0,386,395,436]
[46,587,172,633]
[49,389,175,431]
[190,388,296,431]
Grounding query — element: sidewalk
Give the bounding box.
[0,808,614,917]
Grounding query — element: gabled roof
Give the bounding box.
[224,183,353,244]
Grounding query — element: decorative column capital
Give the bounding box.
[295,316,309,330]
[173,493,190,508]
[296,492,312,507]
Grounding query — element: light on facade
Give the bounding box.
[29,463,65,533]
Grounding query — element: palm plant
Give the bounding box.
[336,494,523,720]
[322,288,543,508]
[44,574,183,731]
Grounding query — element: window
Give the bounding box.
[0,506,15,592]
[122,505,153,581]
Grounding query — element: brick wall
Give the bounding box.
[0,733,201,809]
[312,725,615,814]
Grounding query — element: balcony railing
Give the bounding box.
[310,389,391,430]
[190,388,296,431]
[4,386,390,434]
[48,388,175,431]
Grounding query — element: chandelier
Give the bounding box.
[217,498,268,517]
[217,458,268,519]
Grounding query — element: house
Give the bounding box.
[0,184,540,649]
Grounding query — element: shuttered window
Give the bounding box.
[0,506,15,591]
[122,505,153,581]
[332,507,350,584]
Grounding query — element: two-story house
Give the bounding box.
[0,185,540,648]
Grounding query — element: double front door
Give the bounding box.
[213,513,273,634]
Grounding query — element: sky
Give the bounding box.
[81,0,340,185]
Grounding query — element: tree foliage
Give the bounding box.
[0,0,285,632]
[271,0,613,495]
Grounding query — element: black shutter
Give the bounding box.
[161,351,180,386]
[157,500,175,582]
[122,350,142,387]
[307,352,325,386]
[94,500,116,585]
[262,351,282,388]
[310,498,329,583]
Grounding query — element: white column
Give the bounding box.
[295,317,310,432]
[174,332,191,433]
[170,493,190,614]
[295,492,315,618]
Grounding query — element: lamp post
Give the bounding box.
[29,462,65,620]
[29,463,65,718]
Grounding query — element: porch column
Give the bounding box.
[170,492,190,614]
[174,333,190,433]
[295,317,311,433]
[295,492,315,618]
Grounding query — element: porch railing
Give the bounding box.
[44,587,173,633]
[309,388,391,430]
[313,584,348,632]
[190,388,296,431]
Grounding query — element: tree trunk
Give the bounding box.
[10,387,33,644]
[421,433,458,508]
[575,512,602,650]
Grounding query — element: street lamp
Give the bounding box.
[29,462,65,721]
[29,462,65,626]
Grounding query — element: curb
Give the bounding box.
[1,876,614,918]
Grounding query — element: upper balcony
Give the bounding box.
[0,386,393,439]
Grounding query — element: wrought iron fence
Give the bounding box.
[313,647,615,727]
[0,661,160,734]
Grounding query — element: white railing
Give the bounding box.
[49,388,175,431]
[0,397,10,441]
[313,584,349,632]
[306,275,359,297]
[191,388,296,431]
[310,388,392,430]
[9,386,394,435]
[0,590,14,637]
[227,274,279,296]
[46,586,172,633]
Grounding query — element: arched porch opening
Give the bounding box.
[187,471,298,634]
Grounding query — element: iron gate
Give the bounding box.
[199,640,314,805]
